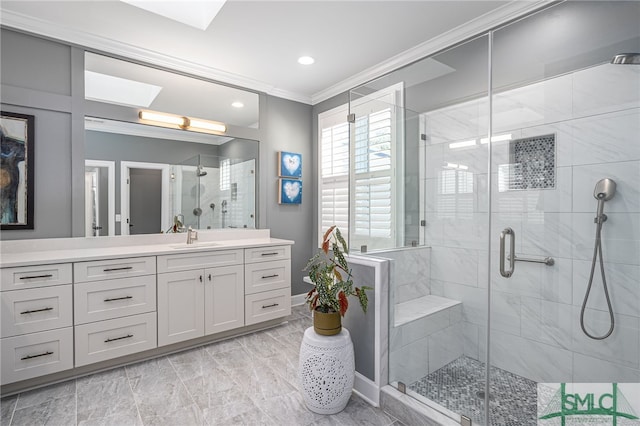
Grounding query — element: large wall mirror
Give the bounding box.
[85,118,258,236]
[83,52,260,237]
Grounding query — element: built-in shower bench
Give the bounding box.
[391,295,463,386]
[394,295,461,327]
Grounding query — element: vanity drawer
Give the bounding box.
[74,256,156,283]
[244,260,291,295]
[75,312,157,367]
[245,288,291,326]
[74,275,156,325]
[1,263,72,291]
[1,285,73,338]
[1,327,74,385]
[244,246,290,263]
[157,249,243,273]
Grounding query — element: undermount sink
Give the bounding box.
[169,241,220,250]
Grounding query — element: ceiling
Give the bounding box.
[0,1,548,105]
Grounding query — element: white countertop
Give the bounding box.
[0,229,293,268]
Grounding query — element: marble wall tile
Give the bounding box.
[401,310,450,347]
[488,330,573,383]
[520,212,573,258]
[490,290,521,336]
[573,353,640,383]
[490,166,573,215]
[572,109,640,165]
[389,337,429,385]
[430,247,479,287]
[443,283,488,327]
[492,74,573,132]
[572,65,640,118]
[521,298,573,350]
[571,306,640,369]
[427,323,464,373]
[427,98,488,146]
[572,259,640,317]
[571,212,640,265]
[540,256,573,305]
[440,214,490,250]
[463,321,480,360]
[572,161,640,214]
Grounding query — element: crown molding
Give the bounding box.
[0,9,283,99]
[311,0,554,105]
[2,1,553,107]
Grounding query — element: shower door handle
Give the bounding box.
[499,227,515,278]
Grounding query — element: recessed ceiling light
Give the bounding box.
[231,101,244,108]
[298,56,315,65]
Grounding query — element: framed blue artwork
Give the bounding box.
[278,151,302,178]
[279,178,302,204]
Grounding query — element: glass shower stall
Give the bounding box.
[346,2,640,424]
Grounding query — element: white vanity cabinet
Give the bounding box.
[73,257,158,367]
[157,250,245,346]
[0,234,293,390]
[1,264,74,384]
[244,246,292,325]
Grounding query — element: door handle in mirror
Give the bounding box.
[499,227,515,278]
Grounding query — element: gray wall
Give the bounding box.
[0,28,316,297]
[263,96,313,295]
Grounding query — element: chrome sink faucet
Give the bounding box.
[186,226,198,244]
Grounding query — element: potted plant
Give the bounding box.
[304,226,370,335]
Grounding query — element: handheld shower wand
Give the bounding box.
[580,178,616,340]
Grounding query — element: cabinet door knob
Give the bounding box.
[199,275,203,282]
[208,274,212,281]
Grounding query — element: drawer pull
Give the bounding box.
[19,274,54,280]
[104,334,134,343]
[104,295,133,302]
[261,274,279,279]
[21,351,54,360]
[103,266,134,272]
[262,303,279,309]
[260,252,279,257]
[20,307,54,315]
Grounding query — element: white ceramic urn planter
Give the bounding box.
[298,326,355,414]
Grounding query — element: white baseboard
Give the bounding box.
[291,293,307,306]
[354,372,380,407]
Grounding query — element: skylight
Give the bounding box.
[85,71,162,108]
[120,0,227,31]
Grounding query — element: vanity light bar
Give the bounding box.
[138,110,226,134]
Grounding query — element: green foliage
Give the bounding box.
[304,226,369,317]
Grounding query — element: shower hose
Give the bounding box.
[580,218,615,340]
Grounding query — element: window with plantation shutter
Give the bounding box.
[318,105,349,244]
[349,83,403,250]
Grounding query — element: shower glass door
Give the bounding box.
[488,2,640,425]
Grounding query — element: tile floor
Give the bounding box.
[409,356,537,426]
[1,306,402,426]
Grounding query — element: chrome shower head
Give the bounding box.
[196,165,207,177]
[594,178,616,223]
[594,178,616,201]
[611,53,640,65]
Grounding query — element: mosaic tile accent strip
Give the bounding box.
[508,134,556,191]
[409,356,538,426]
